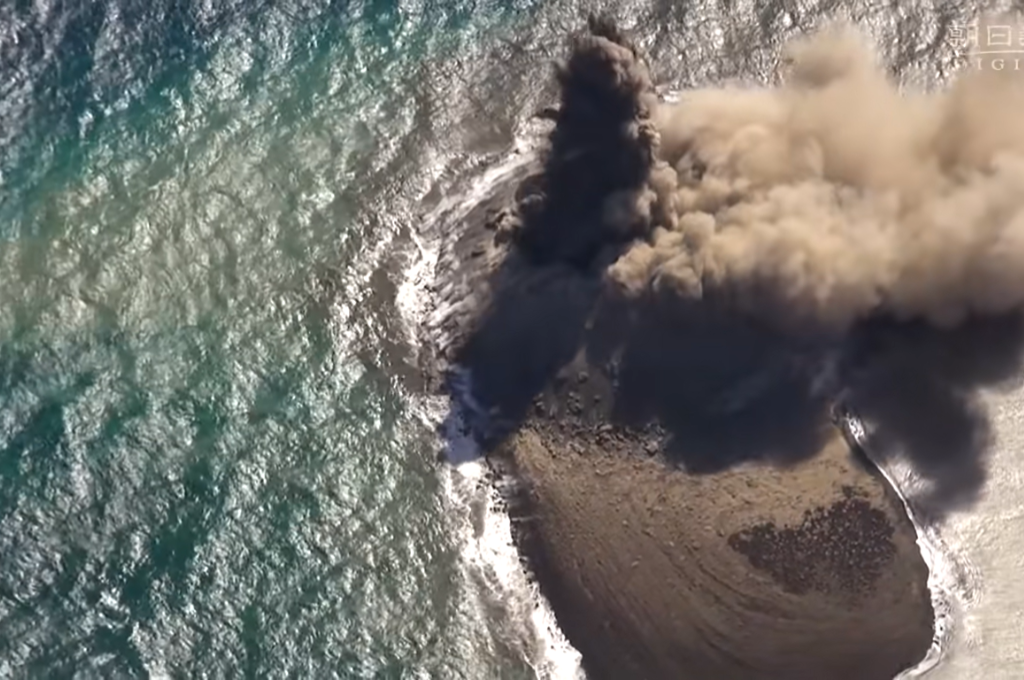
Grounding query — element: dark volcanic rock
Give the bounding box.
[513,16,665,269]
[727,489,897,598]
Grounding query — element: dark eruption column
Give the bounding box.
[514,16,670,269]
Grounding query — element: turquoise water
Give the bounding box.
[0,1,551,676]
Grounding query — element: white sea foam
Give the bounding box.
[398,145,586,680]
[396,144,539,352]
[838,407,974,678]
[889,385,1024,680]
[430,376,585,680]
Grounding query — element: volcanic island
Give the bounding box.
[425,18,936,680]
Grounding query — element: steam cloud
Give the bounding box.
[575,20,1024,334]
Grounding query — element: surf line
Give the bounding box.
[832,402,951,678]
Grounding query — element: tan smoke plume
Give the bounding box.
[607,20,1024,333]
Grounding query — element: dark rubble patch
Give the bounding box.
[728,498,897,598]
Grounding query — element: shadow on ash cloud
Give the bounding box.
[441,15,1024,520]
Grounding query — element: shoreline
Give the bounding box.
[835,405,951,678]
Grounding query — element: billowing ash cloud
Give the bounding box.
[570,19,1024,334]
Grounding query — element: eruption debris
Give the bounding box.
[518,18,1024,335]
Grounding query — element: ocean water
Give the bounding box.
[0,1,573,676]
[1,0,1022,678]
